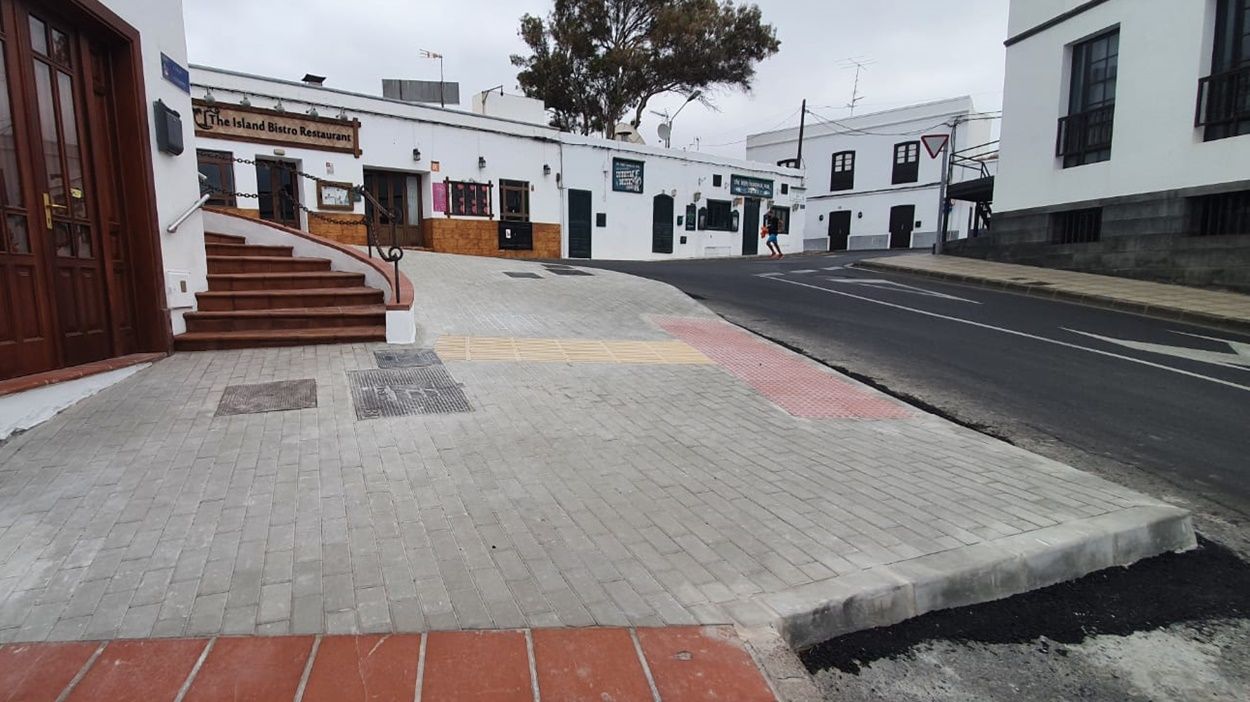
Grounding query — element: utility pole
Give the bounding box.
[796,99,806,168]
[934,116,960,255]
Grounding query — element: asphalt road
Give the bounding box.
[577,251,1250,517]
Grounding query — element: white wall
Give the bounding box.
[471,91,548,126]
[191,66,804,261]
[996,0,1249,214]
[748,98,989,249]
[107,0,207,335]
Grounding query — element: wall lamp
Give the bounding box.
[239,94,251,107]
[543,164,551,176]
[413,148,422,162]
[478,156,487,169]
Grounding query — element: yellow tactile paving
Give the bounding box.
[435,336,713,365]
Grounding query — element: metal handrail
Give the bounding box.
[167,193,211,233]
[1056,104,1115,158]
[356,186,405,305]
[1196,64,1250,128]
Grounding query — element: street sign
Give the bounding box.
[922,133,950,159]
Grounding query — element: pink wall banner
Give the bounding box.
[432,182,447,213]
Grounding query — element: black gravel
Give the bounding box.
[801,537,1250,675]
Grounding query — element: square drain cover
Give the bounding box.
[216,379,317,416]
[347,367,471,419]
[374,348,443,368]
[550,269,593,276]
[504,271,542,279]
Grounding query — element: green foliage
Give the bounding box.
[510,0,780,136]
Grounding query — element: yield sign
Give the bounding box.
[922,133,950,159]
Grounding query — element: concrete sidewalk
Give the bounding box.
[0,251,1193,676]
[858,253,1250,331]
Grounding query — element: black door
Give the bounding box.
[568,189,592,259]
[256,158,299,228]
[828,211,852,251]
[742,197,760,255]
[652,194,674,254]
[889,204,915,249]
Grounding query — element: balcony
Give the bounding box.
[1056,104,1115,167]
[1196,65,1250,140]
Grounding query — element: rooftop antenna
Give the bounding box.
[838,57,876,116]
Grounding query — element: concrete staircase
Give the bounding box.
[175,232,388,350]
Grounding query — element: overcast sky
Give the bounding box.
[184,0,1009,158]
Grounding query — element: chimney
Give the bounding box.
[301,73,326,86]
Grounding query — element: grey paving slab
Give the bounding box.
[0,250,1192,646]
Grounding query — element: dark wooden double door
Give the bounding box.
[0,0,143,381]
[363,170,424,247]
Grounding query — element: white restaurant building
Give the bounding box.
[746,97,995,253]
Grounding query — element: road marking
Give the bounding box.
[768,277,1250,393]
[755,272,784,278]
[822,266,845,271]
[791,269,819,274]
[820,277,982,304]
[1066,329,1250,371]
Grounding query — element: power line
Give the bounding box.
[803,108,1000,138]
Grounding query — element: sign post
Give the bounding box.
[924,130,954,254]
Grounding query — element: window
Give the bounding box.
[1051,208,1102,244]
[768,206,791,234]
[1058,29,1118,167]
[196,150,236,207]
[705,200,734,231]
[712,174,723,187]
[831,151,855,191]
[1199,0,1250,140]
[891,142,919,184]
[500,179,530,222]
[781,183,789,194]
[448,180,493,217]
[1191,189,1250,236]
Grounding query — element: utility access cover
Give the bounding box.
[504,272,542,279]
[373,348,443,368]
[347,367,471,419]
[549,269,593,276]
[216,379,317,416]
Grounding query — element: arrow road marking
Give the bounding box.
[821,277,982,304]
[1066,329,1250,371]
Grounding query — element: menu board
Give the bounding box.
[612,158,645,193]
[448,180,493,217]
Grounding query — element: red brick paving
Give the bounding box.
[637,626,777,702]
[658,317,911,419]
[0,627,777,701]
[531,628,655,702]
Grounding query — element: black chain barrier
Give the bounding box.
[202,157,405,305]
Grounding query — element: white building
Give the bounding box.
[190,65,805,264]
[746,97,994,253]
[957,0,1250,291]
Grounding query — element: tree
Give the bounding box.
[510,0,780,137]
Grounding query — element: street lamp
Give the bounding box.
[420,49,445,108]
[655,90,702,148]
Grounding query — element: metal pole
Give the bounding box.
[796,99,806,167]
[934,117,958,255]
[439,56,445,108]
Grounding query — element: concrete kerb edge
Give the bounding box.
[760,504,1196,651]
[854,259,1250,334]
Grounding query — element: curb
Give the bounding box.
[760,504,1196,650]
[854,260,1250,335]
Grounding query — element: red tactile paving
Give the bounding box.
[66,639,207,702]
[182,636,315,702]
[302,634,422,702]
[421,630,533,701]
[531,628,654,702]
[0,642,97,702]
[658,317,911,419]
[637,626,777,702]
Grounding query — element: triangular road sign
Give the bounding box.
[922,133,950,159]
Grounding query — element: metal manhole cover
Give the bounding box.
[347,367,471,419]
[374,348,443,368]
[542,264,574,269]
[549,269,593,276]
[216,379,317,416]
[504,271,542,279]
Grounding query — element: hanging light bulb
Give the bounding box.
[337,106,349,121]
[239,93,251,107]
[204,88,216,104]
[306,105,319,118]
[274,99,286,112]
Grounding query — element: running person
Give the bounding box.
[764,212,783,259]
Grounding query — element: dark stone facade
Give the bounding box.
[946,180,1250,292]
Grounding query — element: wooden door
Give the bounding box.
[13,2,114,369]
[256,158,300,228]
[889,205,916,249]
[741,198,759,255]
[651,193,673,254]
[363,170,423,247]
[568,189,591,259]
[828,211,852,251]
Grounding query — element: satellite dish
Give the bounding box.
[657,122,672,142]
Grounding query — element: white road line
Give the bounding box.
[821,277,982,304]
[791,269,819,274]
[755,272,783,278]
[769,276,1250,393]
[822,266,845,271]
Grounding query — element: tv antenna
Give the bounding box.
[838,57,876,116]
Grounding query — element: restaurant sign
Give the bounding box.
[192,99,361,157]
[612,158,645,193]
[730,174,774,199]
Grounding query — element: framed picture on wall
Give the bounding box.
[316,180,355,211]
